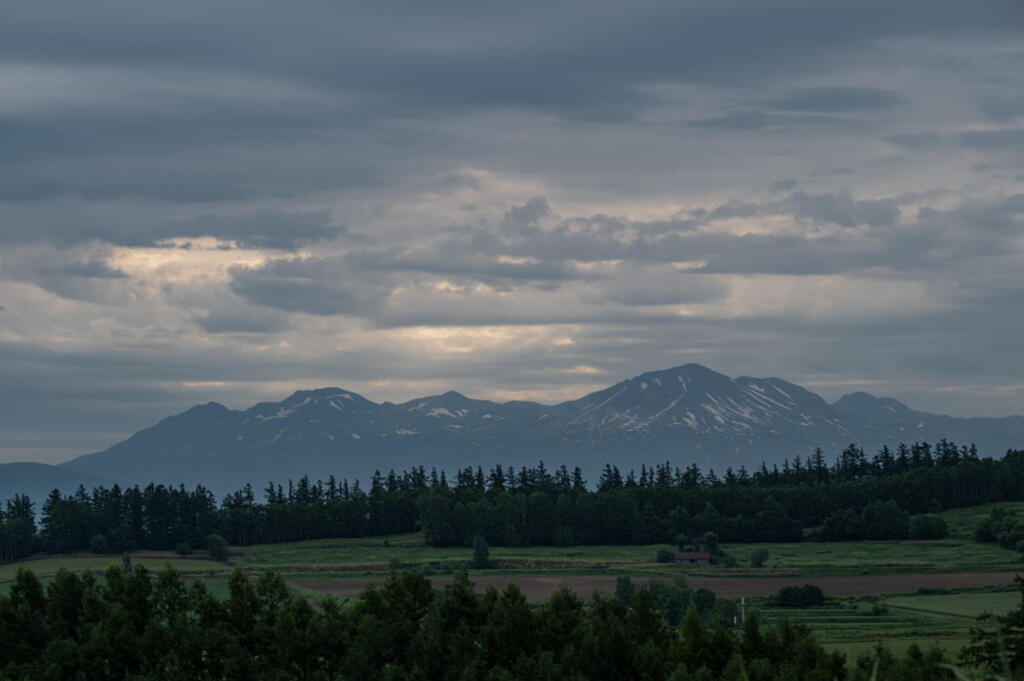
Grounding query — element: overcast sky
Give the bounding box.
[2,0,1024,463]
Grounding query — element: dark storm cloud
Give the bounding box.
[768,87,903,113]
[980,96,1024,121]
[0,206,345,249]
[771,179,800,192]
[0,0,1020,210]
[163,211,346,249]
[55,260,128,280]
[687,111,861,131]
[582,266,728,306]
[229,256,395,316]
[0,246,133,302]
[348,248,588,283]
[885,132,947,151]
[958,128,1024,150]
[782,192,901,228]
[195,309,291,334]
[688,87,902,131]
[377,193,1020,279]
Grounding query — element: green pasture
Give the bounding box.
[6,501,1024,590]
[724,538,1021,576]
[233,531,1022,579]
[0,554,227,581]
[237,534,669,572]
[756,588,1021,660]
[885,591,1021,618]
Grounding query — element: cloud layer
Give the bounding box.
[1,0,1023,462]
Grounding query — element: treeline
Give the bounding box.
[0,565,964,681]
[816,501,949,542]
[3,443,1023,560]
[416,444,1021,548]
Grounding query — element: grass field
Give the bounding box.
[885,591,1021,618]
[0,554,226,581]
[757,587,1022,659]
[724,538,1021,576]
[230,530,1022,579]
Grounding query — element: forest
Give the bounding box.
[3,563,1012,681]
[2,441,1023,563]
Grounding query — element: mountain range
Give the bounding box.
[3,363,1023,501]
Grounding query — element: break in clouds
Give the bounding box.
[1,0,1023,461]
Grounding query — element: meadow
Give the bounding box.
[231,527,1023,580]
[755,587,1022,658]
[0,553,226,581]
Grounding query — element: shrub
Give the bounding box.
[206,533,229,562]
[750,548,769,568]
[88,534,109,554]
[470,536,491,569]
[655,548,675,563]
[910,514,949,540]
[770,584,825,608]
[174,542,192,556]
[693,588,717,614]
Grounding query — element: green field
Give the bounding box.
[230,530,1022,579]
[0,554,226,581]
[4,506,1023,585]
[885,591,1021,618]
[724,538,1021,576]
[757,587,1022,659]
[236,533,672,573]
[5,502,1022,585]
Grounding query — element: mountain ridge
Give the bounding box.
[3,363,1021,500]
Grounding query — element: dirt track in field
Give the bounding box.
[294,571,1021,600]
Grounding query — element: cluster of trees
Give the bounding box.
[0,495,35,563]
[613,576,732,626]
[815,501,949,541]
[974,507,1024,552]
[768,585,826,609]
[2,443,1022,561]
[0,565,966,681]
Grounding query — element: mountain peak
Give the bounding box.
[832,392,914,422]
[186,401,230,414]
[646,363,720,379]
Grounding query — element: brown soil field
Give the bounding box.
[294,571,1021,601]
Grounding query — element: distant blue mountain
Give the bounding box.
[3,364,1021,500]
[0,462,112,505]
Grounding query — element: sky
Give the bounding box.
[2,0,1024,464]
